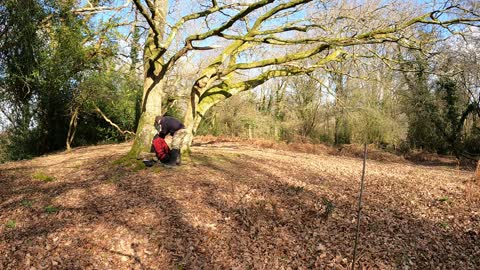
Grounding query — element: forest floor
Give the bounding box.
[1,140,479,269]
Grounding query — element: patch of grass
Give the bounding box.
[193,154,230,165]
[32,172,56,182]
[439,222,449,229]
[112,154,146,172]
[6,220,16,229]
[131,159,146,172]
[151,166,163,173]
[45,205,59,214]
[112,154,131,166]
[437,196,449,202]
[21,199,33,207]
[321,197,335,218]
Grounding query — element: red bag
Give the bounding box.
[152,136,170,162]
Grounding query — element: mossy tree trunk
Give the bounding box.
[129,34,166,157]
[129,0,167,158]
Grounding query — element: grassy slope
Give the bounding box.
[0,142,479,269]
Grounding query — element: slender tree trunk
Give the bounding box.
[66,107,79,151]
[333,72,348,145]
[334,117,339,145]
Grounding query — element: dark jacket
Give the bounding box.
[155,116,185,138]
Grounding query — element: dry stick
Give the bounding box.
[94,105,135,136]
[351,143,367,270]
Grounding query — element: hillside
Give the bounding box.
[1,142,479,269]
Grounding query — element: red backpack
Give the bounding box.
[152,135,170,162]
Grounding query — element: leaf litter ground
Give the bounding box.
[0,142,479,269]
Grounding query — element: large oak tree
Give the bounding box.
[128,0,479,157]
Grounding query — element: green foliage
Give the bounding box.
[0,0,84,158]
[402,61,478,156]
[464,127,480,154]
[4,126,48,161]
[432,77,473,156]
[350,107,402,145]
[196,59,477,159]
[32,172,56,182]
[399,50,479,157]
[21,199,33,208]
[45,205,59,214]
[0,0,140,162]
[0,0,45,160]
[439,222,450,229]
[0,134,7,163]
[0,0,476,163]
[112,154,145,172]
[437,196,449,202]
[334,116,351,145]
[321,197,335,218]
[5,220,16,229]
[73,69,141,146]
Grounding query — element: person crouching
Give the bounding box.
[154,115,189,166]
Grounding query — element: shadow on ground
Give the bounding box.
[0,143,479,269]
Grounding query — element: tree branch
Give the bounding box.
[132,0,162,41]
[250,0,313,31]
[94,105,135,136]
[225,44,331,73]
[72,4,130,15]
[200,49,346,104]
[170,0,275,68]
[162,3,247,50]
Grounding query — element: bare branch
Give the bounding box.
[250,0,313,31]
[200,49,346,104]
[224,44,331,73]
[162,3,247,50]
[186,0,275,42]
[94,105,135,136]
[164,1,276,74]
[72,4,129,15]
[132,0,162,40]
[144,0,157,21]
[191,45,222,50]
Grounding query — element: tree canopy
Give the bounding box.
[0,0,479,161]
